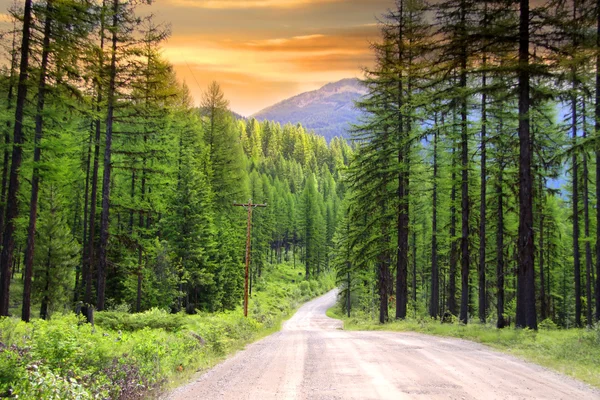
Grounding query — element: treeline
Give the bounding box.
[337,0,600,329]
[0,0,349,321]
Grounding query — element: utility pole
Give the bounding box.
[234,199,266,317]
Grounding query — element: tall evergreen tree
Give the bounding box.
[0,0,32,317]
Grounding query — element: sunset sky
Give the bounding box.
[0,0,391,116]
[146,0,389,115]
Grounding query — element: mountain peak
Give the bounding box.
[252,78,365,141]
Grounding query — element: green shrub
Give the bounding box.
[95,308,185,332]
[0,261,332,398]
[539,318,558,330]
[13,365,93,400]
[298,281,311,296]
[308,280,319,294]
[0,343,29,395]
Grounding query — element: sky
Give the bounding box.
[0,0,391,116]
[148,0,391,115]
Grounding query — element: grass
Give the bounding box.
[0,262,334,399]
[327,306,600,389]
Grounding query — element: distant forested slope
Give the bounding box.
[252,78,366,141]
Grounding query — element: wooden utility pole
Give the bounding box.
[234,199,266,317]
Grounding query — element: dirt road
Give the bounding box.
[170,290,599,399]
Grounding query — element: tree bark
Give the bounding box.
[0,0,33,316]
[85,0,106,307]
[40,246,51,320]
[496,158,505,328]
[582,99,592,327]
[0,24,19,251]
[459,0,470,325]
[395,2,408,320]
[77,121,94,303]
[97,0,119,311]
[479,64,487,324]
[572,93,581,327]
[22,0,53,322]
[449,133,458,315]
[137,246,143,312]
[539,175,547,321]
[430,118,439,319]
[516,0,537,330]
[595,0,600,322]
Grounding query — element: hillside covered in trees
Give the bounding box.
[337,0,600,331]
[0,0,350,322]
[252,78,366,142]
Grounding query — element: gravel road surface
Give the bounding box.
[169,289,599,400]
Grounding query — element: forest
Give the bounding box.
[336,0,600,331]
[0,0,349,321]
[1,0,600,396]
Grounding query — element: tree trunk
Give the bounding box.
[40,237,52,320]
[129,170,135,233]
[378,251,390,324]
[516,0,537,330]
[430,119,439,319]
[478,64,487,324]
[77,122,94,303]
[379,116,391,323]
[97,0,119,311]
[572,93,581,327]
[0,25,19,251]
[22,0,53,322]
[539,175,547,321]
[595,0,600,322]
[85,1,106,306]
[496,160,505,328]
[449,137,457,315]
[547,223,552,319]
[459,0,469,325]
[86,102,102,305]
[136,139,147,313]
[0,0,33,316]
[395,7,408,319]
[136,246,142,312]
[412,222,417,312]
[582,99,592,327]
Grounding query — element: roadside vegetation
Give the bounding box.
[0,262,334,399]
[328,306,600,389]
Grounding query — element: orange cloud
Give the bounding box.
[0,13,12,23]
[166,0,341,9]
[162,23,378,114]
[173,64,340,116]
[131,0,390,115]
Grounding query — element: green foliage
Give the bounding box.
[538,318,559,331]
[95,309,186,332]
[0,263,333,398]
[13,365,92,400]
[33,185,80,320]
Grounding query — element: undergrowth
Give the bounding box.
[0,263,334,399]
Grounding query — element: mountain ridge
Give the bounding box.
[251,78,365,141]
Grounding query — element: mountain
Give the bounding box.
[252,78,366,141]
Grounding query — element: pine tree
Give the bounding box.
[22,0,93,322]
[516,0,537,330]
[0,0,32,317]
[164,136,216,313]
[596,0,600,323]
[33,185,79,320]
